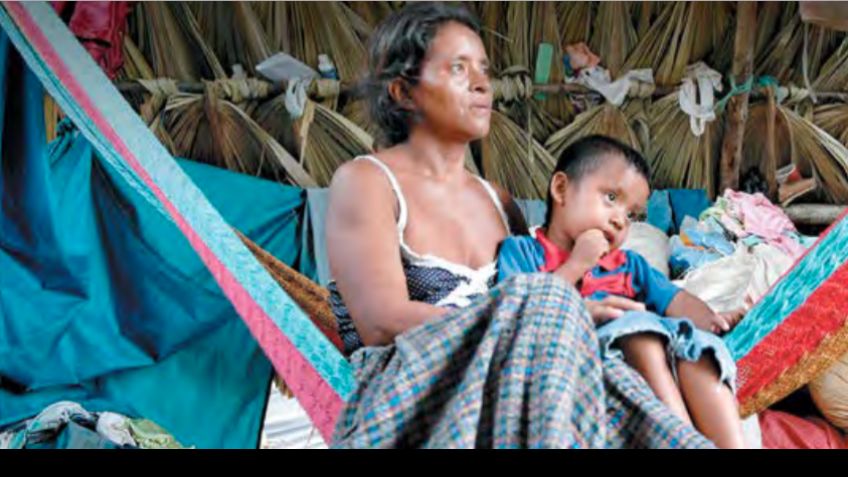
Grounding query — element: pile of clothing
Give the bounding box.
[628,189,816,315]
[0,401,185,449]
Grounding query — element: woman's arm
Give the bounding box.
[326,161,446,347]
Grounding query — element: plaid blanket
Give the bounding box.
[331,274,713,448]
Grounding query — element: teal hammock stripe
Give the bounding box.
[724,210,848,361]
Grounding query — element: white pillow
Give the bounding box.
[621,222,671,278]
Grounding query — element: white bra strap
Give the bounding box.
[475,176,510,233]
[355,155,408,235]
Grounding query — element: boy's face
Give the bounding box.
[550,154,650,250]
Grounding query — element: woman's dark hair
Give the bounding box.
[544,135,652,227]
[363,2,481,147]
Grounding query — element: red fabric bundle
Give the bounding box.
[51,2,134,79]
[760,410,848,449]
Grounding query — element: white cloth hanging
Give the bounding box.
[678,62,723,137]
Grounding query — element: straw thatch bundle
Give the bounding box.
[623,2,731,86]
[131,2,225,81]
[190,2,273,77]
[546,103,643,159]
[780,105,848,203]
[163,87,315,186]
[295,99,374,187]
[814,36,848,92]
[253,2,368,82]
[111,1,848,207]
[814,103,848,145]
[345,2,395,32]
[558,2,592,45]
[481,110,556,200]
[590,2,637,79]
[756,4,844,86]
[647,93,724,194]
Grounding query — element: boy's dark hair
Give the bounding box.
[544,135,651,226]
[363,2,481,147]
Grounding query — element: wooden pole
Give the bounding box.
[784,204,847,226]
[115,79,848,102]
[765,87,778,201]
[719,1,758,195]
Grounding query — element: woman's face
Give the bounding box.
[408,21,493,142]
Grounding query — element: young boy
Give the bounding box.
[497,135,747,448]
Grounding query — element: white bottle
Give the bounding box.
[318,54,339,80]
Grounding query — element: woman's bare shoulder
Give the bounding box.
[327,155,398,222]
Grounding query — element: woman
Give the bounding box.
[326,2,712,449]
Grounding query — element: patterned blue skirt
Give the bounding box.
[331,273,713,448]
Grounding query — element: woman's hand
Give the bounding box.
[585,295,646,326]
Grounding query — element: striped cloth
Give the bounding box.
[331,274,713,448]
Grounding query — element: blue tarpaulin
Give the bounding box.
[0,31,314,448]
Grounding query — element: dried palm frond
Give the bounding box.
[528,2,573,120]
[493,67,566,143]
[120,35,155,81]
[499,100,564,145]
[269,2,368,82]
[647,93,724,195]
[253,1,290,54]
[814,36,848,92]
[163,90,315,186]
[132,2,204,81]
[119,35,157,113]
[756,7,802,83]
[757,6,844,85]
[191,2,273,77]
[253,93,299,160]
[633,1,664,39]
[296,100,374,187]
[688,2,732,63]
[119,35,178,154]
[755,2,792,61]
[624,2,730,86]
[341,98,382,142]
[545,103,643,161]
[705,3,736,75]
[780,105,848,203]
[337,2,373,42]
[481,110,556,200]
[742,100,793,198]
[505,2,531,70]
[479,2,508,73]
[590,2,637,79]
[170,2,227,79]
[44,96,63,143]
[345,1,395,31]
[800,28,845,88]
[814,103,848,145]
[557,2,592,45]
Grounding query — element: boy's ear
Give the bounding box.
[550,171,570,207]
[388,79,416,111]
